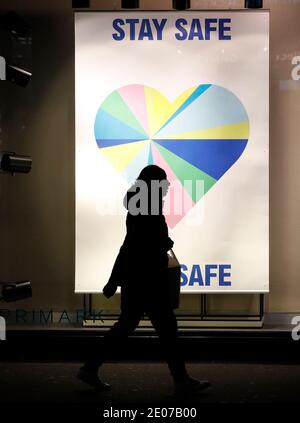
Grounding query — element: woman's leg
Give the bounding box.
[146,306,189,382]
[83,289,144,371]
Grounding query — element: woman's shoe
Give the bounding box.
[77,366,111,391]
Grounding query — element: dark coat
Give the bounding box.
[107,186,173,307]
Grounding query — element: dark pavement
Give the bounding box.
[0,360,299,407]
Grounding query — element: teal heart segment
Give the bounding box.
[95,109,148,141]
[155,83,212,135]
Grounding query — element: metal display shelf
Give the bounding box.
[82,293,265,328]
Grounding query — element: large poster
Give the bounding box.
[75,11,269,293]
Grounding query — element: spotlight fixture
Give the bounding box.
[173,0,191,10]
[0,281,32,302]
[0,152,32,174]
[121,0,139,8]
[6,64,32,87]
[72,0,90,8]
[245,0,263,8]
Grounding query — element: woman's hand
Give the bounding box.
[102,281,118,299]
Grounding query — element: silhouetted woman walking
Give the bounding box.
[77,165,210,395]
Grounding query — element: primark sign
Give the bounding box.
[0,309,105,325]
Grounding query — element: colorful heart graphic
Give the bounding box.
[94,84,249,228]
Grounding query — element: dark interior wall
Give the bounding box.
[0,0,299,315]
[0,0,77,311]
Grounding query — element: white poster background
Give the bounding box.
[75,11,269,293]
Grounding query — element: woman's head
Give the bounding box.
[124,165,169,215]
[137,165,169,198]
[137,165,167,184]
